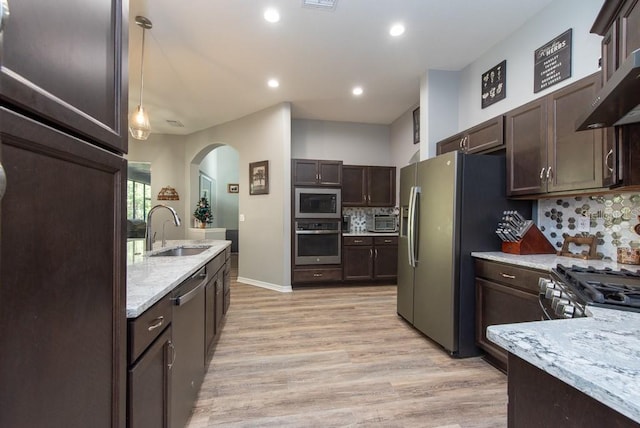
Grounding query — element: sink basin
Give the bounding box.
[149,246,210,257]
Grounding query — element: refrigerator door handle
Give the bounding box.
[407,186,420,267]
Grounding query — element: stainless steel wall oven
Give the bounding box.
[294,220,341,265]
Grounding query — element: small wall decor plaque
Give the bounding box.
[249,160,269,195]
[227,183,239,193]
[412,107,420,144]
[481,60,506,109]
[534,29,572,93]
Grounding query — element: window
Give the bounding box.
[127,180,151,220]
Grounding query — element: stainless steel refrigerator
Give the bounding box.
[397,151,530,357]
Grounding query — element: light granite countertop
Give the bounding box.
[471,251,640,272]
[126,239,231,318]
[487,308,640,423]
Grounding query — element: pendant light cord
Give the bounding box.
[139,26,146,107]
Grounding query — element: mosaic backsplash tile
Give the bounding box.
[537,193,640,261]
[343,206,397,233]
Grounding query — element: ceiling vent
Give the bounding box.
[302,0,337,11]
[166,119,184,128]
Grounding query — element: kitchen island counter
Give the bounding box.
[127,239,231,318]
[488,304,640,423]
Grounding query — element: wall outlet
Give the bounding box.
[577,216,590,232]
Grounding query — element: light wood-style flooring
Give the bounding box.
[188,259,507,427]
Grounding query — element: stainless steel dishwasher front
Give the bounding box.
[170,266,207,428]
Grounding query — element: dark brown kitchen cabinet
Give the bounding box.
[205,252,226,360]
[0,109,127,428]
[508,354,640,428]
[342,165,396,207]
[293,266,343,283]
[436,116,505,155]
[507,73,604,196]
[0,0,128,153]
[475,259,547,371]
[343,236,398,282]
[292,159,342,186]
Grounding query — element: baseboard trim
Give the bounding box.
[236,277,293,293]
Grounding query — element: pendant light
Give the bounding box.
[129,16,153,140]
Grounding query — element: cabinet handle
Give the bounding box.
[459,137,465,150]
[354,239,363,243]
[0,162,6,202]
[147,316,164,331]
[605,149,614,173]
[546,167,553,182]
[374,249,378,259]
[0,0,9,34]
[539,167,546,180]
[369,249,373,258]
[167,341,176,370]
[384,239,392,243]
[462,136,468,151]
[500,273,516,279]
[313,273,323,277]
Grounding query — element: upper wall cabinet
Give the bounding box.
[436,116,505,156]
[342,165,396,207]
[507,73,604,197]
[0,0,128,153]
[292,159,342,186]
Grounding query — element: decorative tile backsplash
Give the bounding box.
[343,207,397,233]
[537,193,640,261]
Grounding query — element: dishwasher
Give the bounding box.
[171,266,207,428]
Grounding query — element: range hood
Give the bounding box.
[576,48,640,131]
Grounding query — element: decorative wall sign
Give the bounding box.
[534,29,572,93]
[249,160,269,195]
[227,183,239,193]
[481,60,506,109]
[413,107,420,144]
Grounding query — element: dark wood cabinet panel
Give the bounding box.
[601,23,618,83]
[620,0,640,62]
[0,108,126,428]
[292,159,342,186]
[0,0,128,153]
[128,327,172,428]
[343,236,397,282]
[547,73,604,192]
[436,116,504,155]
[342,165,396,207]
[508,354,639,428]
[506,99,547,196]
[293,266,343,283]
[436,132,465,155]
[373,245,398,280]
[343,246,374,280]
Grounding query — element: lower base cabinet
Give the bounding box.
[293,266,343,284]
[343,236,398,282]
[508,354,639,427]
[475,259,547,371]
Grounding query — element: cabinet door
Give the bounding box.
[292,159,320,185]
[475,278,542,370]
[601,23,618,83]
[0,0,128,153]
[620,0,640,62]
[205,274,217,358]
[342,165,367,206]
[547,73,604,193]
[367,166,396,207]
[506,99,547,196]
[318,160,342,186]
[0,108,126,428]
[343,246,373,280]
[373,245,398,280]
[466,116,505,154]
[128,327,172,428]
[436,133,464,155]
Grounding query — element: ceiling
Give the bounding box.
[128,0,556,136]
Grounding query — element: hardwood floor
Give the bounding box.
[188,262,507,427]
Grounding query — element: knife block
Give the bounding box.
[501,224,556,255]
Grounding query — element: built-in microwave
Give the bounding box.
[294,187,341,219]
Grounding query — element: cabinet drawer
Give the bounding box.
[374,236,398,246]
[475,259,548,294]
[128,295,172,363]
[207,252,226,277]
[293,267,343,283]
[343,236,373,246]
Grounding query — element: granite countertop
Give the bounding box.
[127,239,231,318]
[471,251,640,272]
[487,308,640,423]
[343,231,399,237]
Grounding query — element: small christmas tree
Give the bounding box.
[193,197,213,226]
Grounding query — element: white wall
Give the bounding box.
[199,146,239,229]
[127,134,187,241]
[186,103,292,291]
[292,119,392,165]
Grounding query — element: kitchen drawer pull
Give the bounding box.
[0,162,6,201]
[312,273,323,277]
[353,239,363,243]
[539,167,546,180]
[147,316,164,331]
[501,272,516,279]
[546,167,553,182]
[605,149,614,173]
[384,239,392,243]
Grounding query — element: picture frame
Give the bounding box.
[227,183,239,193]
[481,60,506,109]
[413,107,420,144]
[249,160,269,195]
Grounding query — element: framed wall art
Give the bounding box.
[413,107,420,144]
[249,160,269,195]
[227,183,239,193]
[481,60,506,109]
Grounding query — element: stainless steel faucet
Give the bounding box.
[146,204,181,251]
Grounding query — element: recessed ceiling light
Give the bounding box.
[352,86,363,96]
[268,79,280,88]
[264,8,280,23]
[390,23,405,37]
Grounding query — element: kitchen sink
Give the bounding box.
[149,246,211,257]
